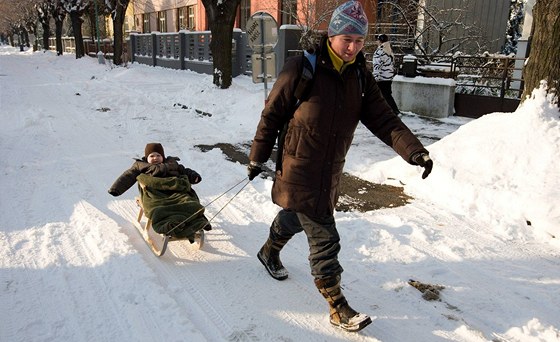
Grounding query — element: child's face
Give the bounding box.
[147,152,164,164]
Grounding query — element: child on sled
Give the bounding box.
[109,143,211,239]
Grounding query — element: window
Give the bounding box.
[281,0,296,25]
[178,7,186,30]
[178,6,196,30]
[122,16,133,37]
[239,0,251,30]
[187,6,196,30]
[157,11,167,32]
[142,13,150,33]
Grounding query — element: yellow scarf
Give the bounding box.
[327,40,356,74]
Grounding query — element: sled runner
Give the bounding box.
[133,195,204,257]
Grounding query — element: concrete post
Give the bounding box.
[276,25,302,77]
[179,31,186,70]
[151,33,157,66]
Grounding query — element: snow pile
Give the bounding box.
[367,84,559,244]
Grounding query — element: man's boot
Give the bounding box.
[257,235,289,280]
[315,276,372,332]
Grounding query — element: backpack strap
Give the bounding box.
[276,52,317,172]
[293,51,317,107]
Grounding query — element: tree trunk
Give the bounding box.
[112,2,128,65]
[210,19,234,88]
[55,20,64,56]
[521,0,560,105]
[41,21,50,51]
[70,11,85,58]
[23,30,30,48]
[201,0,241,89]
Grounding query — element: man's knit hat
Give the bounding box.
[144,143,165,159]
[328,1,369,37]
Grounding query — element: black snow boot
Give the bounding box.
[315,276,372,332]
[257,235,289,281]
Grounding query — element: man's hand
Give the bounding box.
[413,152,433,179]
[247,161,263,181]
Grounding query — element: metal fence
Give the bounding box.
[392,54,525,100]
[128,30,252,77]
[47,36,114,57]
[48,36,76,53]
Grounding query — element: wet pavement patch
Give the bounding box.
[195,143,412,212]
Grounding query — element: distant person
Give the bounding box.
[109,143,211,237]
[373,34,400,114]
[246,1,433,333]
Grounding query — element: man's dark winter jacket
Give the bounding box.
[249,36,428,217]
[108,156,201,196]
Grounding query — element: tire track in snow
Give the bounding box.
[73,200,208,341]
[0,227,85,342]
[112,199,254,341]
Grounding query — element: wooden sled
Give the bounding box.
[133,196,204,257]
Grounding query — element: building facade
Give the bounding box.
[126,0,513,54]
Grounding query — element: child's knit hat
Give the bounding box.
[328,1,369,37]
[145,143,165,159]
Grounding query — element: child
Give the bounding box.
[109,143,211,238]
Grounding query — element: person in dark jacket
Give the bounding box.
[246,1,433,333]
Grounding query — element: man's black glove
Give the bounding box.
[412,152,433,179]
[247,161,263,180]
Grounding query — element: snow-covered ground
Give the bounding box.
[1,45,559,342]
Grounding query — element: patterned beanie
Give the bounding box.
[328,1,369,37]
[144,143,165,159]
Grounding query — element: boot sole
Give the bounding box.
[330,315,372,332]
[257,251,288,281]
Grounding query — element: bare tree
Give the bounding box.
[105,0,130,65]
[521,0,560,106]
[200,0,241,89]
[51,0,67,55]
[373,0,487,58]
[37,1,53,51]
[21,2,39,49]
[0,0,36,49]
[61,0,89,58]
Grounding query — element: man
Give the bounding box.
[373,34,400,114]
[247,0,433,333]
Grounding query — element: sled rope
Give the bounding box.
[207,178,251,222]
[166,177,250,235]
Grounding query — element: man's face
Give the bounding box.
[328,34,365,62]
